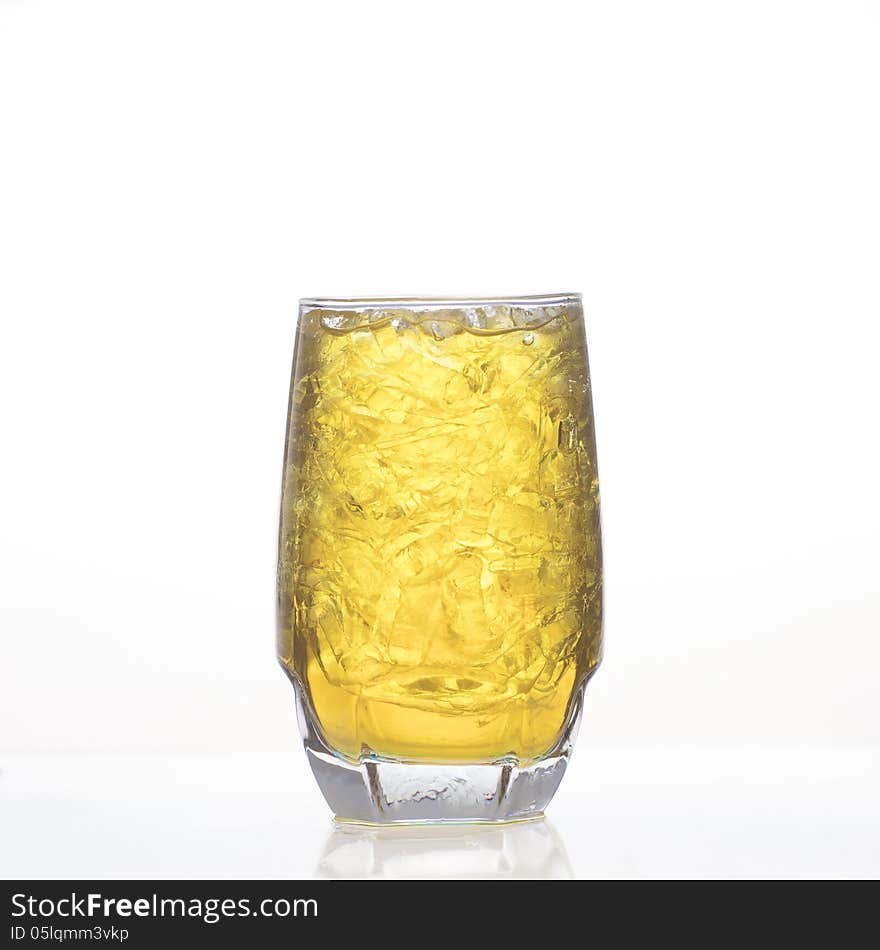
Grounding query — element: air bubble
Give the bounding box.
[522,333,535,346]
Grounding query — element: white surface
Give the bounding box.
[1,0,879,879]
[2,747,879,880]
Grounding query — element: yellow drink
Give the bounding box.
[277,300,602,764]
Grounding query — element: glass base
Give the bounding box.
[288,674,584,824]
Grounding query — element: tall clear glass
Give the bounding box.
[277,294,602,822]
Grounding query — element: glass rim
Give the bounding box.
[299,292,581,310]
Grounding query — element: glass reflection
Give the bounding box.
[315,817,573,880]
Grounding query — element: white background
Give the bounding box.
[1,0,878,878]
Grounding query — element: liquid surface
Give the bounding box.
[277,303,602,763]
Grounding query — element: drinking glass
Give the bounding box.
[277,294,602,822]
